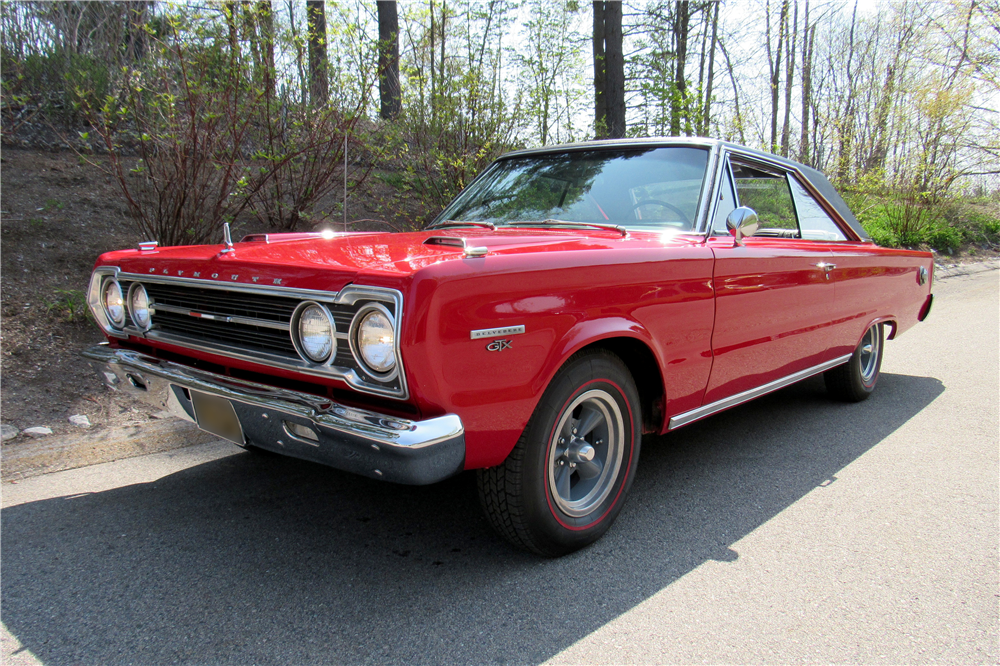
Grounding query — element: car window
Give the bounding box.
[711,163,737,235]
[435,147,710,232]
[731,162,798,237]
[789,176,848,241]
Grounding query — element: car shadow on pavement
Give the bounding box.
[2,372,943,666]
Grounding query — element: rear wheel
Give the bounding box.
[477,351,642,556]
[825,323,884,402]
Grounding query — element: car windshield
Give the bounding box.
[435,146,709,232]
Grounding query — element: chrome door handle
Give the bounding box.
[816,262,836,280]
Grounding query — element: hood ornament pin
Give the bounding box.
[220,222,235,255]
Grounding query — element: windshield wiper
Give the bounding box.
[507,219,627,237]
[428,220,496,231]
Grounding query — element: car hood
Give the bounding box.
[105,228,704,292]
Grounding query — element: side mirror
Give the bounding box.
[726,206,759,246]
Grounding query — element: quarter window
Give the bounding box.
[789,176,848,241]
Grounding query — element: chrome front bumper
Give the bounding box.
[82,345,465,485]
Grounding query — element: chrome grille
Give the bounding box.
[100,271,407,399]
[145,283,298,324]
[143,283,299,358]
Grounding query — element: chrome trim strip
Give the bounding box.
[721,148,864,242]
[118,270,341,303]
[151,303,291,331]
[668,354,853,430]
[82,345,464,451]
[470,325,526,340]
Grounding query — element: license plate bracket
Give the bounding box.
[189,390,245,445]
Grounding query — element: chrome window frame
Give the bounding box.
[701,148,864,242]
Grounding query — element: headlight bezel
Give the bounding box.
[128,282,152,330]
[290,300,337,365]
[102,278,127,328]
[350,302,398,379]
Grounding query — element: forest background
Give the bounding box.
[2,0,999,252]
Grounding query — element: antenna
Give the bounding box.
[343,135,348,232]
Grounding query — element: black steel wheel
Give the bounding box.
[477,350,642,556]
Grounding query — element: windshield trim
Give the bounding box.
[433,145,712,232]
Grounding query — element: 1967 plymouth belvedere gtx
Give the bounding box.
[83,138,934,555]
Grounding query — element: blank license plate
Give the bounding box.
[190,390,244,445]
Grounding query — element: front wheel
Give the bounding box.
[477,351,642,556]
[825,323,884,402]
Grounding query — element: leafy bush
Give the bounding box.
[78,12,368,245]
[1,50,112,127]
[924,224,963,254]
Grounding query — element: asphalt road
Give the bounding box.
[3,270,997,665]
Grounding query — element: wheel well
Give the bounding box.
[581,338,664,434]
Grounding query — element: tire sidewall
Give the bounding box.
[521,354,641,553]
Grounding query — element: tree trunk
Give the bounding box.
[670,0,690,136]
[767,0,789,152]
[125,2,150,62]
[799,9,814,165]
[604,0,625,138]
[225,1,240,79]
[377,1,401,119]
[837,0,859,182]
[780,0,796,157]
[701,1,719,136]
[430,0,436,123]
[287,0,308,103]
[866,64,896,172]
[258,1,275,98]
[307,0,328,106]
[719,39,745,144]
[593,1,607,138]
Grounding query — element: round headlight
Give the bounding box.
[295,303,335,363]
[357,308,396,374]
[129,284,151,329]
[102,280,125,327]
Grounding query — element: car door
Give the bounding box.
[704,156,837,404]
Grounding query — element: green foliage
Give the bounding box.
[44,289,92,324]
[1,50,112,125]
[852,188,1000,254]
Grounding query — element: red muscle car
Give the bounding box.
[83,138,934,555]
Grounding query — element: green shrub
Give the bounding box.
[861,217,900,247]
[924,224,963,254]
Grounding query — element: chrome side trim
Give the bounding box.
[668,354,853,430]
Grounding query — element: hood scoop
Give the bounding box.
[424,235,488,257]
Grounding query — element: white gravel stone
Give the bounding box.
[1,424,19,441]
[23,426,53,437]
[68,414,92,428]
[151,411,175,420]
